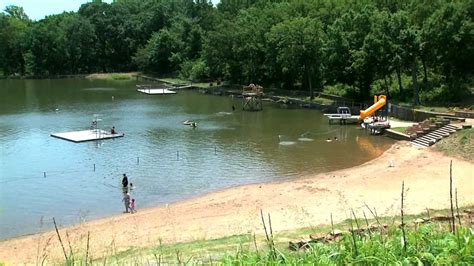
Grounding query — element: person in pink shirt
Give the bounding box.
[129,198,136,213]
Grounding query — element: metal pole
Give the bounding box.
[137,157,139,165]
[93,164,96,172]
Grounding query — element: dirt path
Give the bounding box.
[1,142,473,264]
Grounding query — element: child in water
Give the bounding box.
[130,198,136,213]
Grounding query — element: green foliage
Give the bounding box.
[323,84,351,97]
[391,127,408,134]
[133,28,182,74]
[0,7,29,75]
[179,59,209,81]
[267,16,324,93]
[0,0,472,104]
[221,224,474,264]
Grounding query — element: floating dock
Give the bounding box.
[137,88,177,94]
[325,115,360,124]
[51,129,124,143]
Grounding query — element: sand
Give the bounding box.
[0,141,473,264]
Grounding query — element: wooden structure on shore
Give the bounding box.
[242,84,263,111]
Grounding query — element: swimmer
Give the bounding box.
[326,138,332,142]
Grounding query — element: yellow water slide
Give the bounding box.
[359,95,387,120]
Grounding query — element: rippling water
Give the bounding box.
[0,79,393,239]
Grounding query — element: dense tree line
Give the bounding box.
[0,0,472,103]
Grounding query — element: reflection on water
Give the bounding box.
[356,135,386,159]
[0,79,394,239]
[82,87,118,91]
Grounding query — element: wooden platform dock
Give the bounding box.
[326,115,360,124]
[137,88,177,94]
[51,129,124,143]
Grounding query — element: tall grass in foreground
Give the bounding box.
[221,223,474,265]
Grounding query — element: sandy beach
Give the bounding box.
[0,141,473,264]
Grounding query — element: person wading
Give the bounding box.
[122,192,131,213]
[122,173,129,188]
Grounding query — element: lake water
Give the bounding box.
[0,79,393,239]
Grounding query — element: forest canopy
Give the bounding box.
[0,0,472,103]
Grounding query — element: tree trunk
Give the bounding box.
[384,75,390,97]
[20,57,25,76]
[421,56,428,89]
[396,67,403,93]
[308,66,314,100]
[412,57,419,106]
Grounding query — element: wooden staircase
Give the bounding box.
[411,124,461,148]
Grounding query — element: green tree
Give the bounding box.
[27,14,68,75]
[384,11,421,104]
[133,28,183,73]
[4,5,29,21]
[0,6,29,75]
[267,17,324,98]
[60,14,97,74]
[324,7,374,98]
[423,1,473,92]
[201,20,237,80]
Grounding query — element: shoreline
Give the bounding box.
[0,138,391,242]
[1,141,473,263]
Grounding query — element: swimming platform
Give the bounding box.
[137,88,177,94]
[51,129,124,143]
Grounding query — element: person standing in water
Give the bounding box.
[122,174,129,188]
[122,192,131,213]
[129,198,136,213]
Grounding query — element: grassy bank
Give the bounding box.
[85,72,138,81]
[221,223,473,264]
[391,127,408,134]
[44,207,472,265]
[435,128,473,161]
